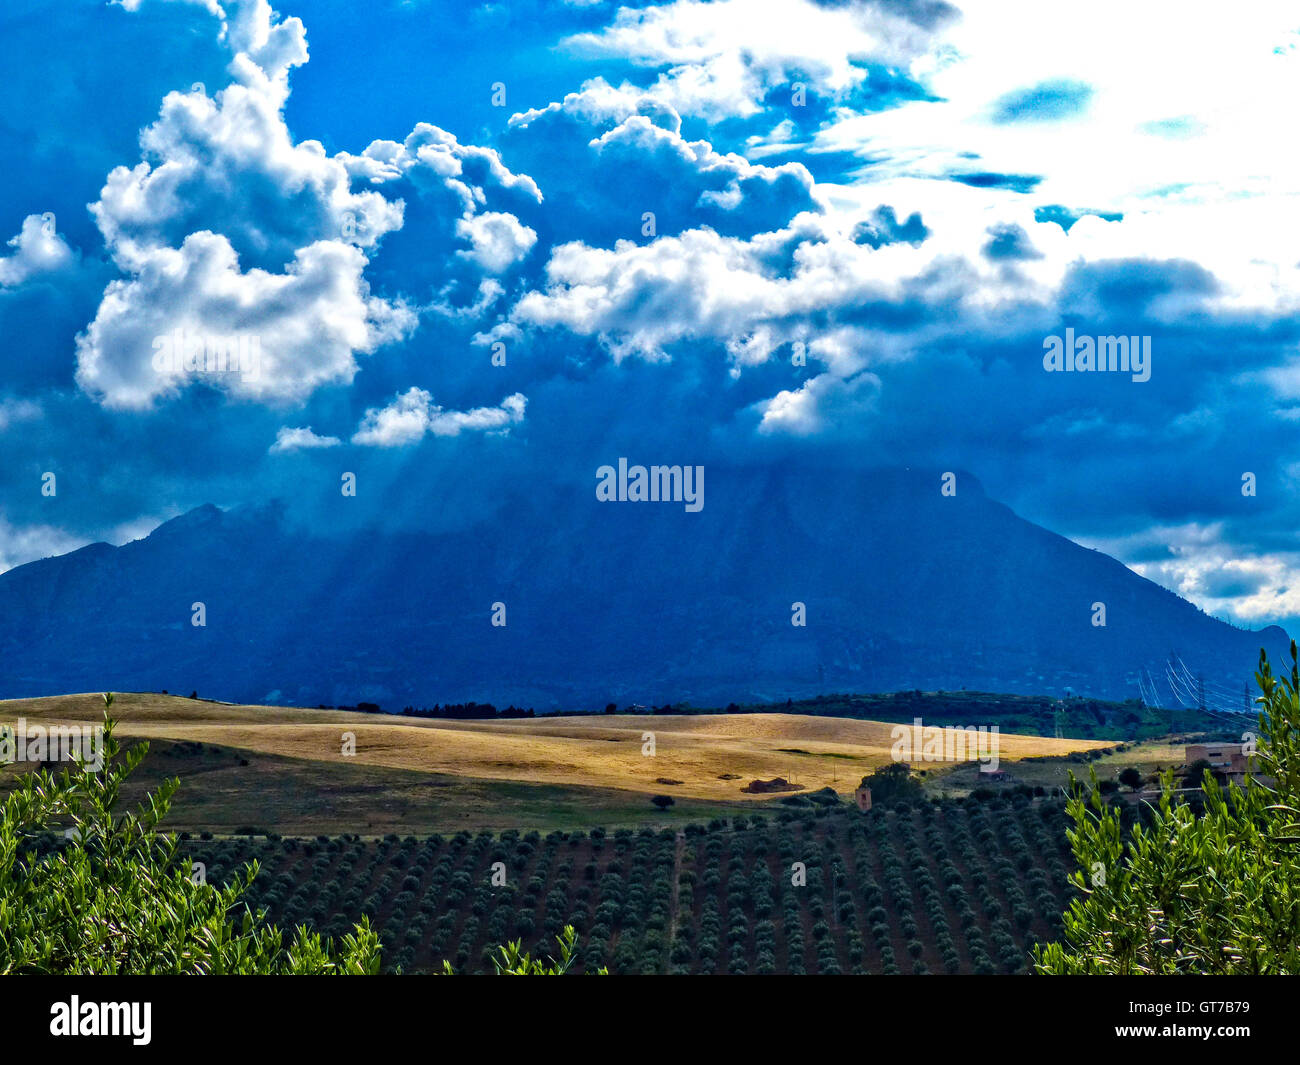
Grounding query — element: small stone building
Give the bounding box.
[854,785,873,812]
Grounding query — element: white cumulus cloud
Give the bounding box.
[352,387,527,447]
[269,425,343,453]
[0,215,75,287]
[76,232,414,409]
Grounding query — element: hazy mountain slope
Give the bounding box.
[0,468,1285,708]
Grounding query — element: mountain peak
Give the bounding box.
[153,503,224,536]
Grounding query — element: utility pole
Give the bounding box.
[1197,674,1206,712]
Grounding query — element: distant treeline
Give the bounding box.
[316,688,1234,740]
[313,701,537,719]
[575,690,1229,741]
[399,703,536,720]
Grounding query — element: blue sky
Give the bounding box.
[1,0,1299,633]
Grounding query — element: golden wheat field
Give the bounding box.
[0,692,1110,802]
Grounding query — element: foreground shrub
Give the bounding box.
[0,696,380,975]
[442,925,606,975]
[1037,647,1300,975]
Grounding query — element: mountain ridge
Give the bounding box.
[0,466,1286,709]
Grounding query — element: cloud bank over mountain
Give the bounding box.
[2,0,1300,638]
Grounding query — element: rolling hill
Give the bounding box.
[0,692,1107,804]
